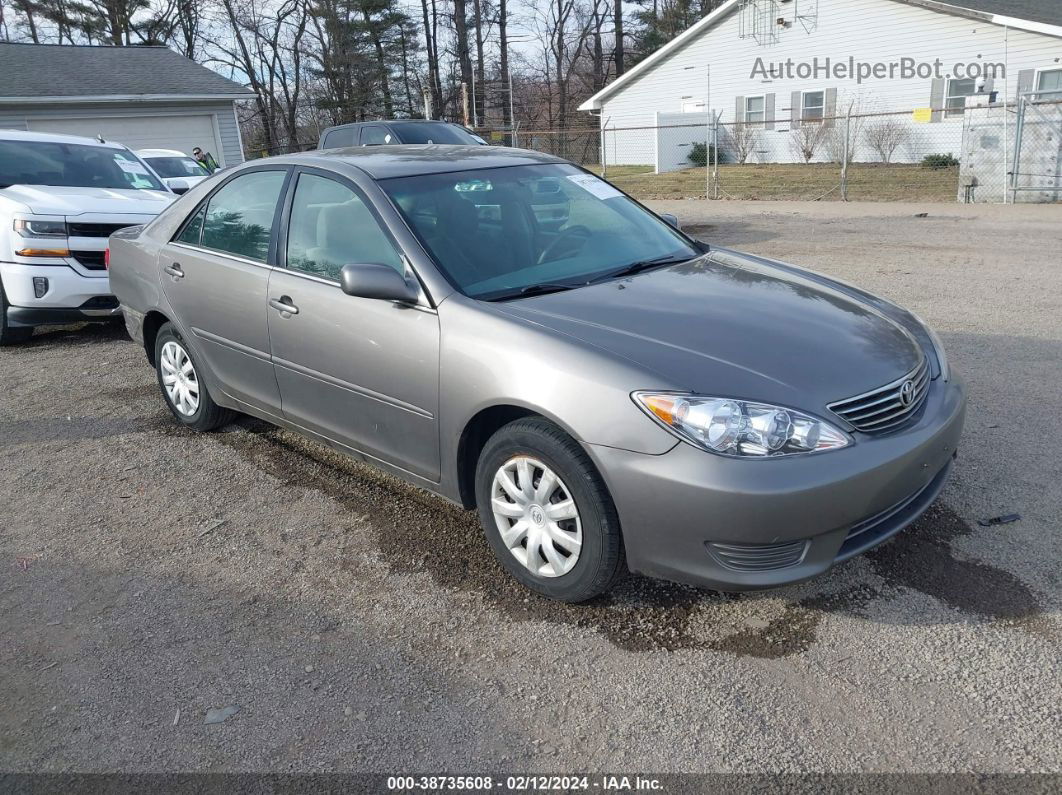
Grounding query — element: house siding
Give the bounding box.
[0,101,245,165]
[594,0,1062,165]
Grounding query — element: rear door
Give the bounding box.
[266,168,441,479]
[161,167,290,414]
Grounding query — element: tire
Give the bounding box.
[154,322,234,431]
[0,280,33,346]
[475,417,625,602]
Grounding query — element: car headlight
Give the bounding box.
[633,392,851,458]
[14,219,67,238]
[920,320,949,382]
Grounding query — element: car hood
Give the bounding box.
[493,249,925,413]
[0,184,174,217]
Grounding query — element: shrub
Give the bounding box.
[922,153,960,169]
[688,141,723,167]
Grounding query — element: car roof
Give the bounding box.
[325,119,466,130]
[284,144,568,179]
[0,128,128,148]
[136,148,191,158]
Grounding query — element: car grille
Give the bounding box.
[706,540,809,572]
[68,222,133,238]
[836,463,951,561]
[828,356,931,434]
[71,250,107,270]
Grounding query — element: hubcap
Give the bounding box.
[491,456,582,578]
[160,340,200,417]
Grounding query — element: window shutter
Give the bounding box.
[791,91,802,129]
[735,96,746,123]
[930,78,946,122]
[765,93,776,130]
[980,77,996,105]
[1016,69,1035,97]
[823,88,837,128]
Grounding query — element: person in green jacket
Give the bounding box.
[192,146,220,173]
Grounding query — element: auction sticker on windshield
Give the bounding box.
[566,173,623,200]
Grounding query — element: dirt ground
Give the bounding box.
[1,201,1060,774]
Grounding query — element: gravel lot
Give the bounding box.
[1,201,1059,774]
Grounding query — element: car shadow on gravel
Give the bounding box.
[207,416,1051,660]
[3,320,128,352]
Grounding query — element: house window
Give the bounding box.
[802,91,825,123]
[946,78,977,117]
[1037,69,1062,101]
[745,95,766,126]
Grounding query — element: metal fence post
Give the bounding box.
[601,116,610,178]
[1010,95,1026,204]
[841,108,851,201]
[712,111,720,200]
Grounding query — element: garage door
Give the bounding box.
[28,114,222,164]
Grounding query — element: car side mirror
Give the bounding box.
[660,212,681,230]
[169,179,190,195]
[340,263,419,303]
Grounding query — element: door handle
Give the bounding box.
[269,296,299,316]
[164,263,184,279]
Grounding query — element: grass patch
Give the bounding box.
[594,163,960,202]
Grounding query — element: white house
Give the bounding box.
[579,0,1062,170]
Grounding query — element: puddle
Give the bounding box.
[199,417,1049,656]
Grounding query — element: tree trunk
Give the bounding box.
[499,0,511,133]
[419,0,441,118]
[15,0,40,43]
[452,0,474,122]
[614,0,624,75]
[362,8,394,118]
[473,0,485,126]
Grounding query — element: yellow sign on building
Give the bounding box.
[912,107,933,123]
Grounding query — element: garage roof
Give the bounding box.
[0,43,254,102]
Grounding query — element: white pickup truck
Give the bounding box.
[0,129,176,344]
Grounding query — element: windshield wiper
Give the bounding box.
[487,282,583,302]
[590,254,697,283]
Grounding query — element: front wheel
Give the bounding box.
[474,417,625,602]
[154,323,233,431]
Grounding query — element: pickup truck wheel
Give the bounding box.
[475,417,625,602]
[0,281,33,346]
[154,323,233,431]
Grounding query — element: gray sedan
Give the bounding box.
[108,146,966,602]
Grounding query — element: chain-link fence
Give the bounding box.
[510,100,1062,204]
[240,99,1061,204]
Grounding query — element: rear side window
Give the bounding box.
[322,127,356,148]
[360,126,392,146]
[201,170,287,262]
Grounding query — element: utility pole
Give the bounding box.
[423,87,434,120]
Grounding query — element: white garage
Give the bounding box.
[0,42,252,167]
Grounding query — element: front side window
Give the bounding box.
[361,126,392,146]
[285,173,403,281]
[802,91,826,123]
[176,206,206,246]
[146,156,209,179]
[382,164,698,301]
[200,170,287,262]
[745,96,766,126]
[1037,69,1062,101]
[0,139,166,191]
[946,78,977,116]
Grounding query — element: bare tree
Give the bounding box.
[726,123,758,165]
[863,118,910,164]
[789,122,828,164]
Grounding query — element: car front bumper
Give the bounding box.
[587,374,967,591]
[1,262,119,326]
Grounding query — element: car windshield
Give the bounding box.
[382,163,699,299]
[144,156,209,179]
[392,122,482,145]
[0,139,166,191]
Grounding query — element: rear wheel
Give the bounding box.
[0,280,33,346]
[154,323,233,431]
[475,417,625,602]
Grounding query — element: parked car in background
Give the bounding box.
[0,130,175,344]
[108,147,965,603]
[318,119,487,149]
[136,149,211,194]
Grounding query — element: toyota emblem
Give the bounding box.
[899,379,916,407]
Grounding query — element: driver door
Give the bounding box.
[266,169,441,480]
